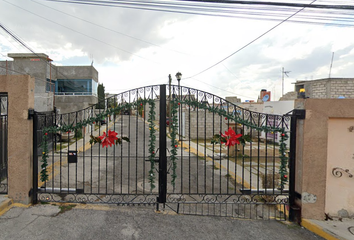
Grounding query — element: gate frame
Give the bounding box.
[0,93,8,194]
[31,84,298,221]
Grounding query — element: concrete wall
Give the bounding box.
[239,102,263,112]
[263,101,294,115]
[1,54,54,112]
[56,66,98,82]
[296,99,354,220]
[55,95,98,114]
[0,75,34,204]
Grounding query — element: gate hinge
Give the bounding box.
[28,109,35,119]
[28,188,33,197]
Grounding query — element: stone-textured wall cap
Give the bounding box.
[8,53,49,59]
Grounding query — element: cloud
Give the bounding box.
[1,0,354,102]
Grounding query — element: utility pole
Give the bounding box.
[282,67,291,97]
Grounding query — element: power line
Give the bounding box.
[185,0,318,80]
[31,0,189,56]
[41,0,354,27]
[2,0,160,64]
[189,77,255,99]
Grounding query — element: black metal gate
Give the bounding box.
[0,93,8,194]
[33,85,297,220]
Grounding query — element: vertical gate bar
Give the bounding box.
[90,108,93,194]
[32,113,38,204]
[249,113,253,191]
[106,101,109,195]
[120,101,123,194]
[289,112,298,222]
[211,96,215,194]
[128,92,131,193]
[52,111,56,192]
[204,100,207,194]
[135,90,139,194]
[272,117,276,195]
[226,102,229,195]
[76,112,78,193]
[142,89,146,194]
[196,91,199,194]
[241,108,245,191]
[218,105,222,194]
[67,113,70,193]
[113,98,116,194]
[257,115,261,192]
[188,92,191,194]
[158,84,167,203]
[83,109,86,193]
[59,114,63,192]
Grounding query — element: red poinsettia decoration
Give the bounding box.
[90,130,130,147]
[98,130,118,148]
[220,127,242,147]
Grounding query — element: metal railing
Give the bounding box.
[55,92,97,96]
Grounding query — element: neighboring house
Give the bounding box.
[0,53,98,114]
[295,78,354,99]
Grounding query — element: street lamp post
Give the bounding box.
[175,72,182,139]
[175,72,182,99]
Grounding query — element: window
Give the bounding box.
[55,79,97,96]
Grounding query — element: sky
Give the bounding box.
[0,0,354,101]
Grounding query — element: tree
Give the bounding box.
[97,83,105,109]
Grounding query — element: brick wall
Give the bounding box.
[184,110,228,139]
[311,81,327,98]
[330,79,354,98]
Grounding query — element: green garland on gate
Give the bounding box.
[40,96,289,190]
[40,99,157,189]
[145,99,157,191]
[169,99,179,188]
[169,99,289,189]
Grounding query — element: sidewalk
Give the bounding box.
[0,196,349,240]
[0,201,323,240]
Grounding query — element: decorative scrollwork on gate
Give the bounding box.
[332,167,353,178]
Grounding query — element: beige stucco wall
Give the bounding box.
[0,75,35,204]
[298,99,354,220]
[326,118,354,217]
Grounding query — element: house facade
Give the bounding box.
[0,53,98,113]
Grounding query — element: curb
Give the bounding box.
[301,219,340,240]
[0,198,13,217]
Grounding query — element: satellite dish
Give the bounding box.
[262,94,270,102]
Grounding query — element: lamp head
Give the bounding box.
[175,72,182,81]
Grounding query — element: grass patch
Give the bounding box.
[58,204,76,214]
[55,143,68,152]
[213,165,219,170]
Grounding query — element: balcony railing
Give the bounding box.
[55,92,97,96]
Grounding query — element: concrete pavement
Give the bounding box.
[0,200,324,240]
